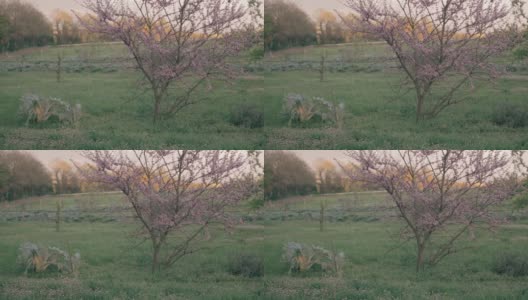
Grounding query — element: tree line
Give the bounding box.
[0,0,110,52]
[264,0,528,53]
[264,0,372,51]
[0,151,113,201]
[264,151,377,200]
[265,150,528,272]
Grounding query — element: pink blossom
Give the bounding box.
[78,150,258,272]
[340,150,523,271]
[341,0,522,120]
[78,0,256,121]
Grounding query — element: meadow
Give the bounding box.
[0,43,266,150]
[261,43,528,149]
[1,191,527,299]
[2,42,528,149]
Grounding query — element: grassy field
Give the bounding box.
[0,43,266,150]
[261,44,528,149]
[1,42,527,149]
[1,192,528,299]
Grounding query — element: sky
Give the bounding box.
[26,0,86,16]
[24,0,528,20]
[27,0,346,17]
[27,150,87,167]
[11,150,528,175]
[24,150,264,172]
[290,150,528,172]
[292,150,349,169]
[24,150,348,173]
[290,0,528,21]
[291,0,346,13]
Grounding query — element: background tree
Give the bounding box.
[52,9,81,45]
[0,163,9,197]
[513,180,528,209]
[0,0,53,51]
[80,0,254,122]
[75,162,116,193]
[342,0,522,121]
[51,160,82,195]
[512,150,528,209]
[76,13,109,43]
[0,151,52,201]
[80,150,257,273]
[245,0,265,61]
[315,9,345,45]
[0,13,8,52]
[264,0,317,51]
[315,159,345,194]
[513,29,528,59]
[264,151,316,200]
[341,150,521,272]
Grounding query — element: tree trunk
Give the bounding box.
[416,242,425,272]
[152,243,161,273]
[416,94,424,123]
[55,199,62,232]
[152,95,161,124]
[153,93,162,123]
[320,54,326,82]
[319,199,325,232]
[56,54,62,83]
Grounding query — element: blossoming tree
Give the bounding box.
[80,150,257,273]
[341,150,521,271]
[342,0,521,121]
[80,0,254,122]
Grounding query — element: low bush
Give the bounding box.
[283,94,318,126]
[513,46,528,61]
[491,102,528,128]
[283,94,345,128]
[317,97,345,129]
[248,45,265,62]
[17,242,81,276]
[513,191,528,210]
[229,103,264,129]
[227,253,264,278]
[492,252,528,277]
[282,242,345,276]
[19,94,82,127]
[248,196,265,210]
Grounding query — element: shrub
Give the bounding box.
[317,97,345,129]
[248,45,265,62]
[283,94,345,128]
[227,253,264,278]
[513,191,528,210]
[491,102,528,128]
[19,94,82,127]
[282,242,345,276]
[492,252,528,277]
[283,94,318,126]
[229,103,264,129]
[513,47,528,61]
[17,242,81,276]
[248,196,265,210]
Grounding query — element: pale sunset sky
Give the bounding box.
[25,0,86,16]
[23,150,339,170]
[26,0,346,17]
[24,150,264,171]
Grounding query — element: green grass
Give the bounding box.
[0,43,266,150]
[1,42,527,149]
[260,44,528,149]
[0,42,129,62]
[1,192,528,299]
[0,192,124,211]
